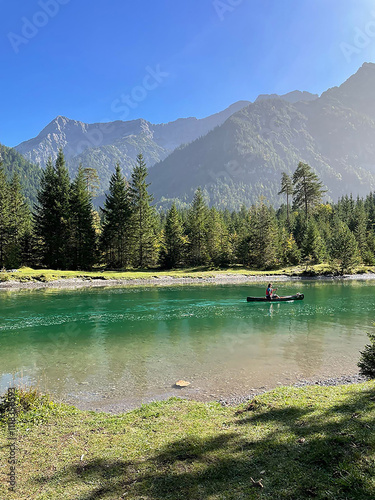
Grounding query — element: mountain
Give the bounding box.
[320,62,375,121]
[0,144,42,206]
[13,62,375,210]
[15,101,250,194]
[149,63,375,209]
[255,90,318,104]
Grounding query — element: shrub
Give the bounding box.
[358,332,375,378]
[0,387,52,425]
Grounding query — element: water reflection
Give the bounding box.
[0,281,373,409]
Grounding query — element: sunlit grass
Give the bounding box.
[1,382,374,499]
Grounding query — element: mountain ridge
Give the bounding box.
[12,62,375,209]
[149,62,375,209]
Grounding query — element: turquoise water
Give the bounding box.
[0,281,374,410]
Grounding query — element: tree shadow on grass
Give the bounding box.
[34,387,375,499]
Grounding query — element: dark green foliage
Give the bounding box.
[293,162,327,218]
[358,331,375,378]
[0,144,42,207]
[0,167,10,266]
[330,218,360,273]
[34,151,71,269]
[69,166,97,270]
[162,203,186,268]
[0,164,31,268]
[239,201,279,269]
[101,163,132,268]
[6,174,31,267]
[206,207,233,266]
[186,188,209,265]
[278,172,293,229]
[129,154,157,268]
[2,153,375,272]
[302,219,326,265]
[278,229,301,265]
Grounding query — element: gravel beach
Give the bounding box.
[2,272,375,290]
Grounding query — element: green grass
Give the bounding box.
[1,264,375,284]
[1,382,375,499]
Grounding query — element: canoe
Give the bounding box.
[247,293,304,302]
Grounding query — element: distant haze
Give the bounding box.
[12,63,375,209]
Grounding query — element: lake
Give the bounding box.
[0,280,374,411]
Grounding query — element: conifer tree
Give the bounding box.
[292,162,327,218]
[54,149,71,267]
[162,203,186,268]
[302,218,326,265]
[278,227,301,266]
[278,172,293,229]
[206,207,232,266]
[82,167,100,197]
[101,163,132,268]
[34,157,55,266]
[352,200,372,263]
[186,188,209,265]
[293,211,307,248]
[69,166,97,270]
[129,154,157,268]
[34,150,71,269]
[234,205,252,264]
[330,219,360,273]
[0,164,10,267]
[6,174,30,267]
[241,201,279,269]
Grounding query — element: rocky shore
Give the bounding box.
[217,374,369,407]
[2,272,375,290]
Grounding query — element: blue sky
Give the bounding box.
[1,0,375,146]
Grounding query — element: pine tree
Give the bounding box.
[69,166,97,270]
[353,200,372,264]
[0,164,10,267]
[82,167,100,197]
[34,150,71,269]
[278,172,293,229]
[241,201,279,269]
[6,174,30,267]
[206,207,232,266]
[162,203,186,268]
[302,218,326,265]
[186,188,209,266]
[330,219,360,273]
[101,163,132,268]
[278,227,301,266]
[34,157,55,266]
[292,162,327,218]
[54,149,71,267]
[129,154,157,268]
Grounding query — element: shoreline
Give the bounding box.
[65,372,369,414]
[2,272,375,290]
[217,373,368,408]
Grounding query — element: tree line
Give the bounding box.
[1,152,375,273]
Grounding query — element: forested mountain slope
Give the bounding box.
[149,63,375,209]
[0,144,42,206]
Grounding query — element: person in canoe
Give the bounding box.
[266,283,278,300]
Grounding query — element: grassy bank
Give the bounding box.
[1,382,375,499]
[1,264,375,283]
